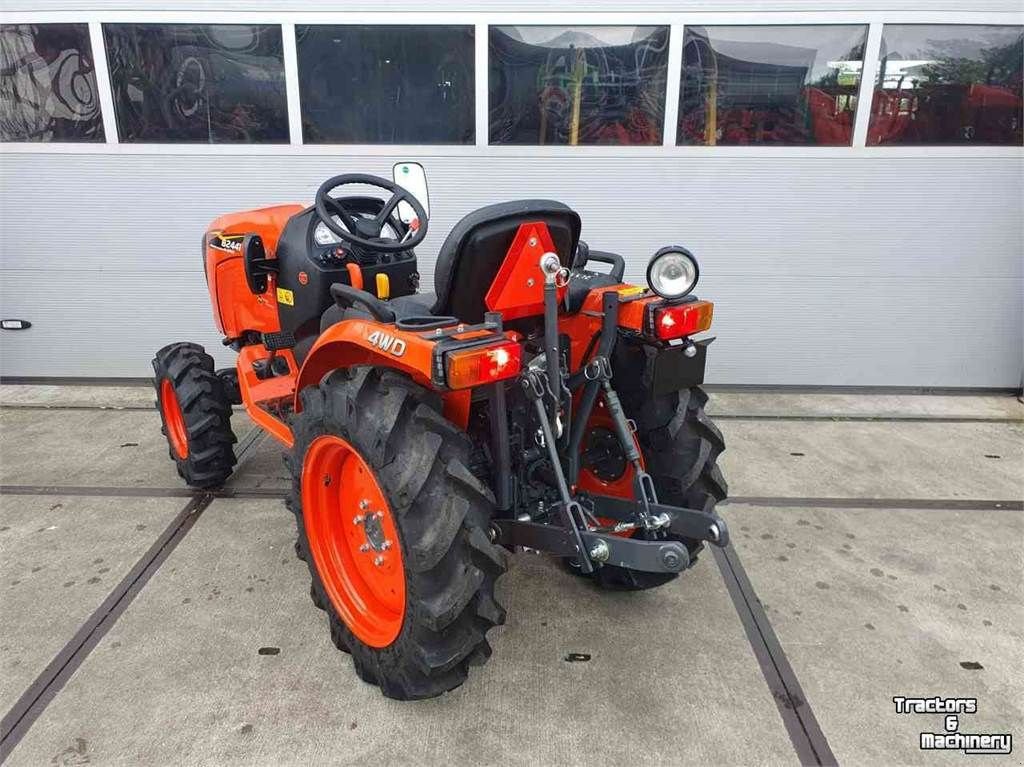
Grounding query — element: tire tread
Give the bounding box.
[288,368,508,700]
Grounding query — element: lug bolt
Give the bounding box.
[374,511,384,520]
[359,543,370,552]
[381,540,392,550]
[323,474,331,486]
[359,499,370,510]
[373,556,385,566]
[353,515,364,525]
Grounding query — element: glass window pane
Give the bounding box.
[104,24,288,144]
[869,25,1023,146]
[489,26,669,145]
[296,25,474,144]
[678,25,867,146]
[1,23,104,142]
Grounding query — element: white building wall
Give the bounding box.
[1,4,1022,386]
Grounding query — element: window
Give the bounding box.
[869,25,1023,146]
[103,24,288,143]
[489,26,669,145]
[0,24,104,142]
[678,25,868,146]
[296,25,474,144]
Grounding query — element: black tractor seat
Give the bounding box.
[387,293,438,320]
[318,198,581,335]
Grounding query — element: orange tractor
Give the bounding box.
[153,165,727,699]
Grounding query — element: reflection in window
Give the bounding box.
[104,24,288,143]
[678,26,867,146]
[869,25,1023,146]
[0,24,104,142]
[489,26,669,145]
[296,25,474,144]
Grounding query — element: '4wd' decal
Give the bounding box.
[367,330,406,357]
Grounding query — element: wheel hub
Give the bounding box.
[581,426,627,481]
[355,507,392,558]
[302,435,406,648]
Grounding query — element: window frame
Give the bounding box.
[0,21,107,142]
[294,23,477,146]
[0,9,1020,158]
[100,21,291,145]
[487,23,673,147]
[674,22,872,148]
[864,22,1024,147]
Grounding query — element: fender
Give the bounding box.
[295,318,437,412]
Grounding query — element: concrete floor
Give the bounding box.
[0,385,1021,766]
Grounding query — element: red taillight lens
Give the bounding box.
[650,301,714,340]
[445,342,522,390]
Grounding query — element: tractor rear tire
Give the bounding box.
[286,368,509,700]
[579,343,728,591]
[152,342,237,489]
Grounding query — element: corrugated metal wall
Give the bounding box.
[2,153,1021,385]
[1,1,1022,385]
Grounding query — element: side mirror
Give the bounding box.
[392,161,429,225]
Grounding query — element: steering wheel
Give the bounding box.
[314,173,428,253]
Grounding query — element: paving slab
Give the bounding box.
[718,420,1023,501]
[728,503,1024,765]
[708,391,1023,421]
[0,493,187,715]
[225,438,291,492]
[0,385,154,410]
[0,409,256,489]
[7,498,795,767]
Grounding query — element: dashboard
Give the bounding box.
[271,199,421,340]
[312,214,401,247]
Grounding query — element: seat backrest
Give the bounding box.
[432,200,581,323]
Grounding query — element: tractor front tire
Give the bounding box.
[152,342,237,489]
[287,369,509,700]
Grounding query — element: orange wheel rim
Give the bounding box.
[302,435,405,648]
[160,379,189,459]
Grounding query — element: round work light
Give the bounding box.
[646,247,699,300]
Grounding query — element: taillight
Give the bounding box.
[648,301,714,340]
[445,342,522,389]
